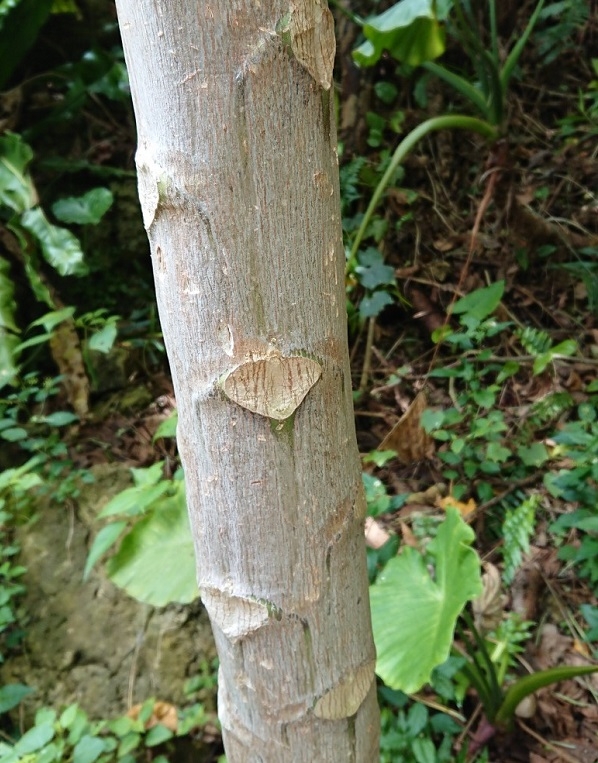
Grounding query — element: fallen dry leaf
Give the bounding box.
[472,562,506,634]
[436,495,477,518]
[127,700,178,732]
[365,516,391,549]
[378,392,435,463]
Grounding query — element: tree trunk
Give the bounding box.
[115,2,379,759]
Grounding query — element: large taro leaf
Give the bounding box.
[354,0,452,68]
[106,480,198,607]
[371,508,482,693]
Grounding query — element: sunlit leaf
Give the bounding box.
[354,0,451,68]
[0,132,36,213]
[106,483,198,606]
[452,281,504,322]
[371,508,482,693]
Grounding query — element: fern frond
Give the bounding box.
[502,494,540,584]
[516,326,551,355]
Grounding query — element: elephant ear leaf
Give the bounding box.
[371,508,482,694]
[354,0,451,68]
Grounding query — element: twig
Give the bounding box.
[517,719,584,763]
[358,317,376,394]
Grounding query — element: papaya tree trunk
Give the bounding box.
[115,1,379,759]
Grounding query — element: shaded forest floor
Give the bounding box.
[2,3,598,761]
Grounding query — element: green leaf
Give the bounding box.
[420,408,445,432]
[1,427,28,442]
[0,255,19,388]
[36,744,60,763]
[353,0,451,68]
[117,732,141,757]
[59,703,79,729]
[73,735,106,763]
[29,307,76,333]
[517,442,549,467]
[362,472,391,516]
[144,725,173,747]
[359,290,394,319]
[371,508,482,693]
[42,411,79,427]
[52,188,114,225]
[98,481,171,519]
[83,521,127,581]
[153,411,178,441]
[472,388,496,408]
[485,442,510,463]
[88,323,117,353]
[452,281,504,322]
[551,339,577,358]
[106,483,198,606]
[0,132,36,213]
[20,208,88,277]
[362,450,397,468]
[14,721,55,755]
[355,248,396,289]
[0,684,34,713]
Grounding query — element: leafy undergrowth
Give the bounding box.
[347,3,598,757]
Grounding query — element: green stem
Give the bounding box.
[348,115,498,267]
[500,0,546,93]
[422,62,491,120]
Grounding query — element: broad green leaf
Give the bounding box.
[14,721,55,754]
[98,482,171,519]
[73,735,105,763]
[83,521,127,580]
[0,132,36,213]
[371,508,482,693]
[37,744,60,763]
[144,725,173,747]
[20,208,88,277]
[353,0,451,68]
[88,322,117,353]
[131,461,165,487]
[107,483,198,606]
[52,188,114,225]
[355,248,396,289]
[0,684,34,713]
[59,703,79,728]
[359,290,394,319]
[517,442,549,467]
[452,281,504,322]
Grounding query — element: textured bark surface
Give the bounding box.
[115,1,379,759]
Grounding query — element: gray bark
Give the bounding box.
[115,1,379,759]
